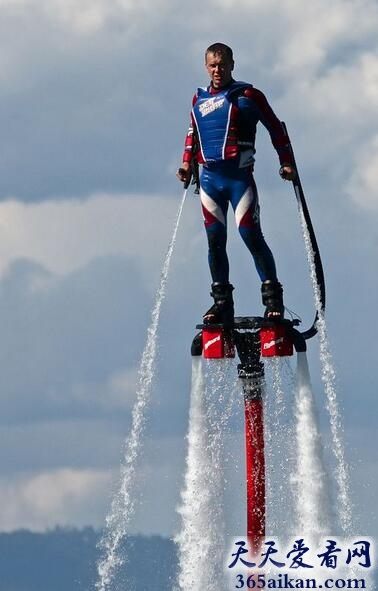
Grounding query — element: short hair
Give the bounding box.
[205,43,233,62]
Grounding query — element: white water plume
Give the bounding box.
[297,200,353,535]
[293,352,333,536]
[175,358,236,591]
[264,357,296,537]
[96,191,187,591]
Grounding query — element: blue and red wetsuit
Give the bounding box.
[182,80,294,285]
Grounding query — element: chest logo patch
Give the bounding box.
[198,97,226,117]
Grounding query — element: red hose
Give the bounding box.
[244,397,265,557]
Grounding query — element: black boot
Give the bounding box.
[261,280,284,319]
[203,282,235,327]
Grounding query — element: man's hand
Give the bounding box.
[279,164,296,181]
[176,162,191,184]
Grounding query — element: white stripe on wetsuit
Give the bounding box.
[221,103,233,160]
[234,186,255,227]
[200,187,226,226]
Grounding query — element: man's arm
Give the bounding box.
[177,94,200,184]
[176,119,195,184]
[244,87,296,180]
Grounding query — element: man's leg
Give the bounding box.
[200,177,234,325]
[200,185,229,283]
[231,176,284,318]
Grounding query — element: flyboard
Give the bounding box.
[188,123,325,557]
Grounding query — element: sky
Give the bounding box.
[0,0,377,543]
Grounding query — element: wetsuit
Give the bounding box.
[182,80,294,285]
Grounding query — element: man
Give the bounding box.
[177,43,295,327]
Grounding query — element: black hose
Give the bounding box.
[282,122,326,340]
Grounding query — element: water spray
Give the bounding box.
[96,189,187,591]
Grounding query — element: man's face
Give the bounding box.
[205,51,234,89]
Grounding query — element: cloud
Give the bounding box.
[0,434,188,534]
[0,468,111,531]
[0,194,186,279]
[0,419,126,475]
[0,190,202,427]
[41,0,114,34]
[0,0,189,201]
[347,134,378,211]
[0,255,151,424]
